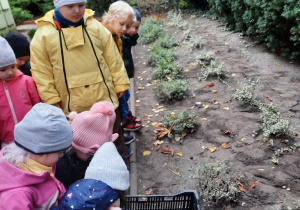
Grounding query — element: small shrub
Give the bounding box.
[199,60,227,81]
[151,34,179,49]
[163,109,198,142]
[166,10,188,30]
[28,29,36,39]
[11,7,33,24]
[259,103,291,138]
[196,51,216,67]
[148,46,177,66]
[196,160,243,203]
[140,17,164,44]
[271,142,300,164]
[152,60,183,80]
[232,78,260,106]
[154,79,188,101]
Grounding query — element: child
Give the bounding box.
[55,101,119,189]
[5,32,32,76]
[102,1,141,153]
[30,0,129,166]
[0,37,41,149]
[54,142,129,210]
[120,7,142,132]
[0,103,73,209]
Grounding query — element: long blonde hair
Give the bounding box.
[102,0,136,26]
[2,142,30,167]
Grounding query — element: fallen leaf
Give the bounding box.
[176,152,183,157]
[211,90,218,93]
[208,147,216,153]
[224,130,231,134]
[169,168,182,177]
[249,180,260,188]
[156,145,161,151]
[212,100,219,104]
[239,186,248,193]
[152,122,160,127]
[276,64,281,66]
[201,118,208,121]
[184,68,190,72]
[155,125,172,139]
[167,76,171,80]
[171,112,176,117]
[196,102,202,105]
[191,62,196,66]
[221,142,231,149]
[203,105,210,109]
[143,151,151,156]
[200,82,215,89]
[264,95,273,101]
[223,107,230,110]
[145,188,153,195]
[175,136,181,141]
[136,99,141,103]
[135,104,140,107]
[161,148,172,154]
[141,71,146,74]
[137,87,144,90]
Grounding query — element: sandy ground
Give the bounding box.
[130,14,300,210]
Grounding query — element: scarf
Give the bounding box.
[54,8,84,28]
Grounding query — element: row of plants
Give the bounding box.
[206,0,300,59]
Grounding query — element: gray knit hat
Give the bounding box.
[84,142,130,191]
[14,103,73,155]
[0,37,16,68]
[53,0,86,8]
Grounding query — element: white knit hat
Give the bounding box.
[53,0,87,8]
[84,142,130,191]
[0,37,16,68]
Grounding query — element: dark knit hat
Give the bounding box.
[132,7,141,22]
[5,32,30,58]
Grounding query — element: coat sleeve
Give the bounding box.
[0,191,34,210]
[26,77,42,105]
[97,23,130,93]
[30,30,62,105]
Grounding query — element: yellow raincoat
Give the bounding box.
[30,10,129,115]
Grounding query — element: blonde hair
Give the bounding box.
[102,0,136,26]
[2,142,30,167]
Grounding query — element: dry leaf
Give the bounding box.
[200,82,215,89]
[145,188,153,195]
[152,122,160,127]
[136,99,141,103]
[161,148,172,154]
[143,151,151,156]
[208,147,216,153]
[211,90,218,93]
[191,62,196,66]
[264,95,273,101]
[212,100,219,104]
[276,64,281,66]
[171,112,176,117]
[176,152,183,157]
[184,68,189,72]
[224,130,231,134]
[201,118,208,121]
[156,145,161,151]
[175,136,181,141]
[135,104,140,107]
[195,102,202,105]
[167,76,171,80]
[239,186,248,193]
[221,142,231,149]
[203,105,210,109]
[249,180,260,188]
[223,107,230,110]
[155,125,172,139]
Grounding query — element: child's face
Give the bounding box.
[16,56,30,69]
[59,3,85,23]
[127,21,140,37]
[0,64,16,81]
[110,16,133,36]
[32,151,65,167]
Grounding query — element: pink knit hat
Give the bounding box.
[71,101,118,154]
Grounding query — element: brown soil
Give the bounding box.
[130,14,300,210]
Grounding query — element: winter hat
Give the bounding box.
[85,142,130,191]
[5,32,30,58]
[53,179,119,210]
[14,103,73,155]
[0,37,16,68]
[71,101,118,155]
[132,7,141,22]
[54,0,87,8]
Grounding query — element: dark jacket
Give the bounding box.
[55,151,91,189]
[121,33,139,78]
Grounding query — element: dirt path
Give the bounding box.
[131,14,300,209]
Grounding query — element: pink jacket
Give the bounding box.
[0,151,66,209]
[0,70,41,144]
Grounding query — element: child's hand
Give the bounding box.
[117,91,125,98]
[107,198,121,210]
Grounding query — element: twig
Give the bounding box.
[169,168,182,177]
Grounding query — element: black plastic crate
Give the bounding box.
[125,190,201,210]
